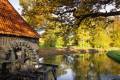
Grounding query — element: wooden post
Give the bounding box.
[52,68,57,80]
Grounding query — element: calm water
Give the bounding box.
[44,53,120,80]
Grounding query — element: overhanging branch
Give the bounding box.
[74,11,120,25]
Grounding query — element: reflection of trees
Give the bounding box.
[43,54,120,80]
[73,54,89,80]
[87,53,120,80]
[96,53,120,75]
[73,58,82,80]
[72,53,120,80]
[44,55,73,76]
[44,56,56,63]
[95,54,112,74]
[58,56,71,75]
[87,54,99,80]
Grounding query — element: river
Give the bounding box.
[44,52,120,80]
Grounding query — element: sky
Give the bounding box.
[9,0,22,14]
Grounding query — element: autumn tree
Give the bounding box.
[19,0,120,48]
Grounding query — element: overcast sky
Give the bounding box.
[9,0,22,14]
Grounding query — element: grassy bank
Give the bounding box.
[107,50,120,63]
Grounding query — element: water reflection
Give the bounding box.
[57,68,75,80]
[44,53,120,80]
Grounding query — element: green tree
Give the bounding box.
[19,0,120,48]
[91,28,111,48]
[108,17,120,47]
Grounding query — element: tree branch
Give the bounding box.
[74,11,120,25]
[99,0,113,4]
[55,8,76,15]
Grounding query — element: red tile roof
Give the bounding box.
[0,0,39,38]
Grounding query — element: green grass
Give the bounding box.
[107,50,120,63]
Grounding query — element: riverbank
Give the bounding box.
[37,47,107,57]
